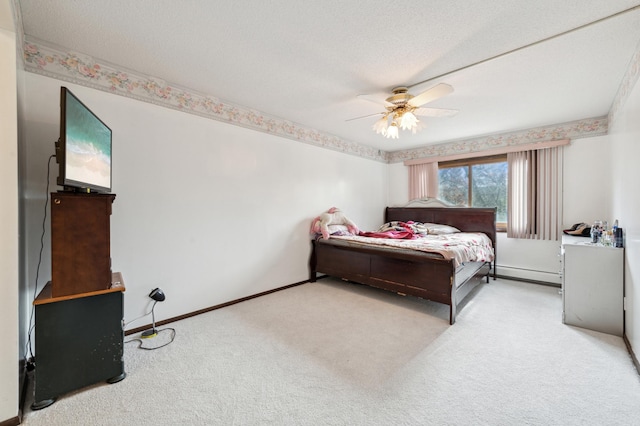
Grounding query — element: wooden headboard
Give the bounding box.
[385,206,497,251]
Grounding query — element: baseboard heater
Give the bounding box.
[496,265,561,286]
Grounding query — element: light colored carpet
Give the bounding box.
[22,278,640,425]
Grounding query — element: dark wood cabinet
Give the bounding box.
[50,192,115,297]
[32,277,126,410]
[32,192,125,410]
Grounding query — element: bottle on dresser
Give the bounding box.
[613,219,624,248]
[591,220,603,244]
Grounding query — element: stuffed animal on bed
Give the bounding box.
[310,207,360,239]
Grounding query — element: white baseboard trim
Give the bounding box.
[496,265,561,285]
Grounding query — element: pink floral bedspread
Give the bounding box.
[331,232,494,268]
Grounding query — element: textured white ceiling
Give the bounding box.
[17,0,640,152]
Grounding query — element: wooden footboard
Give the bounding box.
[310,239,459,322]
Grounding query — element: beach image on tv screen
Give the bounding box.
[65,94,111,189]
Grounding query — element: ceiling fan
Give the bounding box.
[350,83,458,139]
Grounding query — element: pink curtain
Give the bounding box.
[408,162,439,200]
[507,147,562,240]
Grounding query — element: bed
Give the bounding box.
[308,205,497,324]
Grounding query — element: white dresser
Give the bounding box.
[561,235,624,336]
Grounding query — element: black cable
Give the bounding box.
[24,154,56,364]
[124,328,176,350]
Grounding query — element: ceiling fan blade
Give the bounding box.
[413,107,458,117]
[345,111,385,122]
[357,94,394,108]
[407,83,454,107]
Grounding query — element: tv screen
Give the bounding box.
[57,87,112,193]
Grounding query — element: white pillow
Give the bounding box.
[424,223,460,235]
[327,224,354,236]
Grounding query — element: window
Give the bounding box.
[438,155,507,229]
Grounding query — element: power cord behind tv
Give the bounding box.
[24,153,56,368]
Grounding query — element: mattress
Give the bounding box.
[328,232,494,268]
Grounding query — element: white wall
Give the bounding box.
[563,135,613,227]
[609,67,640,356]
[0,10,19,424]
[387,162,409,208]
[21,73,388,334]
[388,135,615,285]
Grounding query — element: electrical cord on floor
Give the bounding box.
[125,328,176,350]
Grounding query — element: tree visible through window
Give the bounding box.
[438,155,507,226]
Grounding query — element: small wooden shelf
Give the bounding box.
[34,272,125,306]
[50,192,116,297]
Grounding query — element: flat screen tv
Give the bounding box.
[56,87,112,193]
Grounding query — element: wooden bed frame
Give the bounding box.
[309,206,497,324]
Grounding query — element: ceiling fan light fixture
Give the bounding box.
[399,111,419,131]
[357,83,455,139]
[385,122,399,139]
[372,116,389,135]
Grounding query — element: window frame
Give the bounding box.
[438,154,507,232]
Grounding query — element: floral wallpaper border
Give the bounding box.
[22,38,387,163]
[21,38,635,165]
[386,116,608,163]
[608,37,640,127]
